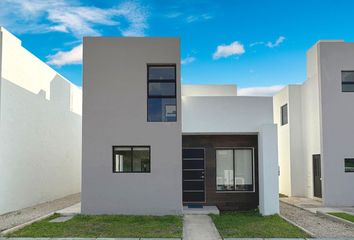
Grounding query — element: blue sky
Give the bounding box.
[1,0,354,95]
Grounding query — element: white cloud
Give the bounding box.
[237,85,284,96]
[181,56,196,65]
[0,0,149,38]
[213,41,245,60]
[47,44,82,67]
[49,25,69,33]
[250,36,286,48]
[116,1,149,36]
[249,41,264,47]
[186,14,212,23]
[266,36,286,48]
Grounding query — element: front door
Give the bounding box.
[182,148,205,203]
[313,154,322,198]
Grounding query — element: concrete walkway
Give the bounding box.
[0,193,80,232]
[183,215,221,240]
[281,196,354,214]
[280,201,354,238]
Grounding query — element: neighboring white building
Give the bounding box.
[82,37,279,216]
[0,27,82,215]
[274,40,354,206]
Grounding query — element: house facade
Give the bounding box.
[82,37,279,215]
[274,40,354,206]
[0,27,82,214]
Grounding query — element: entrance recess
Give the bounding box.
[313,154,322,198]
[182,148,205,203]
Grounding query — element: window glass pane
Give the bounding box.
[114,147,131,172]
[149,66,175,80]
[133,147,150,172]
[148,98,176,122]
[342,84,354,92]
[342,71,354,83]
[149,82,175,97]
[216,150,234,191]
[345,158,354,172]
[281,104,288,125]
[234,149,253,191]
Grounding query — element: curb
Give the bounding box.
[278,214,315,238]
[0,212,55,236]
[0,238,182,240]
[316,211,354,227]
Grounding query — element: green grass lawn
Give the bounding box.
[7,213,183,238]
[329,212,354,223]
[210,210,310,238]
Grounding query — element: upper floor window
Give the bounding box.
[281,104,288,126]
[113,146,150,173]
[342,71,354,92]
[147,65,177,122]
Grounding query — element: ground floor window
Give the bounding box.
[345,158,354,172]
[216,148,254,191]
[113,146,150,173]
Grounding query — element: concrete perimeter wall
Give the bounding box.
[0,27,82,215]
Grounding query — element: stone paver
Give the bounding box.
[0,193,80,232]
[49,215,74,223]
[56,203,81,216]
[183,214,221,240]
[280,202,354,238]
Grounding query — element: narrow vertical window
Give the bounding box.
[147,65,177,122]
[281,104,288,125]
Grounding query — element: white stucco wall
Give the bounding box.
[273,87,292,196]
[182,84,237,96]
[182,96,273,133]
[82,37,182,215]
[300,45,322,198]
[0,27,82,214]
[318,42,354,206]
[258,124,279,215]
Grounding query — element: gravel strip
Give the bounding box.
[0,193,80,232]
[280,201,354,238]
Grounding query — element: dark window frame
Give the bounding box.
[281,104,288,126]
[215,147,255,193]
[341,71,354,92]
[345,158,354,173]
[112,146,151,173]
[147,64,177,122]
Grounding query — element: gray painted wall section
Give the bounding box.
[318,42,354,206]
[82,37,182,215]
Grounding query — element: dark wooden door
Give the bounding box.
[313,154,322,198]
[182,148,205,203]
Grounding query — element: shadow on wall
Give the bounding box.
[0,75,82,215]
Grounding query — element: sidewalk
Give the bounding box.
[0,193,80,232]
[280,196,354,214]
[183,215,221,240]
